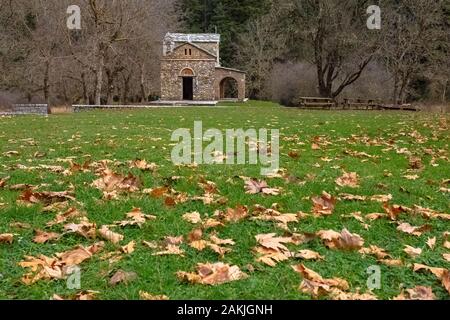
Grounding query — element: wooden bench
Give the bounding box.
[298,97,336,109]
[380,104,419,111]
[342,98,383,110]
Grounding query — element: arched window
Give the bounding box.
[180,68,195,77]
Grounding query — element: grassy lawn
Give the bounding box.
[0,101,449,300]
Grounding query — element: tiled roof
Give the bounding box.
[165,33,220,43]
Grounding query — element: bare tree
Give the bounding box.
[381,0,447,104]
[282,0,382,98]
[0,0,177,105]
[235,4,286,99]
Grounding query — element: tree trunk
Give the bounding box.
[81,72,88,104]
[122,75,131,104]
[140,63,147,102]
[443,80,448,103]
[95,46,105,105]
[43,60,50,104]
[393,73,399,105]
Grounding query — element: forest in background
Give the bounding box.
[0,0,449,107]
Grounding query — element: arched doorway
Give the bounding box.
[180,68,195,100]
[219,77,239,100]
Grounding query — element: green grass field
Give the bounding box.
[0,101,449,300]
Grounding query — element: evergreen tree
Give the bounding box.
[176,0,271,65]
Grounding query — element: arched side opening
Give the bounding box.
[219,77,239,100]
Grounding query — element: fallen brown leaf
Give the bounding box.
[394,286,436,300]
[335,172,360,188]
[177,262,248,285]
[98,225,124,244]
[404,245,422,258]
[0,233,14,244]
[397,223,431,236]
[311,192,337,216]
[33,230,60,244]
[109,270,137,286]
[139,291,169,300]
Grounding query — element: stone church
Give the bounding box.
[160,33,246,102]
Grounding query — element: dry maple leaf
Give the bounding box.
[52,290,99,301]
[64,219,97,239]
[397,223,432,236]
[250,204,299,228]
[413,264,450,295]
[442,270,450,294]
[335,172,360,188]
[98,225,124,244]
[46,207,83,227]
[426,237,436,249]
[379,259,403,267]
[18,190,75,206]
[182,211,203,224]
[20,242,104,285]
[339,193,367,201]
[292,264,349,298]
[409,156,423,170]
[0,233,14,244]
[383,203,410,220]
[244,179,280,195]
[255,246,291,267]
[139,291,169,300]
[255,233,292,252]
[33,230,60,244]
[0,176,9,188]
[202,218,224,229]
[129,159,158,171]
[198,177,219,194]
[329,289,378,300]
[188,228,203,243]
[165,236,184,245]
[444,232,450,249]
[92,169,141,193]
[115,208,156,228]
[413,205,450,220]
[109,270,137,286]
[317,229,364,251]
[394,286,436,300]
[187,230,233,257]
[311,192,337,216]
[57,247,93,266]
[369,194,393,203]
[153,244,185,256]
[359,245,391,260]
[222,205,249,222]
[404,245,422,258]
[121,241,136,254]
[177,262,248,285]
[413,263,446,279]
[443,254,450,262]
[295,250,324,261]
[209,234,235,246]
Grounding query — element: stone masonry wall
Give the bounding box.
[0,104,48,116]
[161,59,216,101]
[214,68,246,101]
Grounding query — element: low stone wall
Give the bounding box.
[0,104,48,116]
